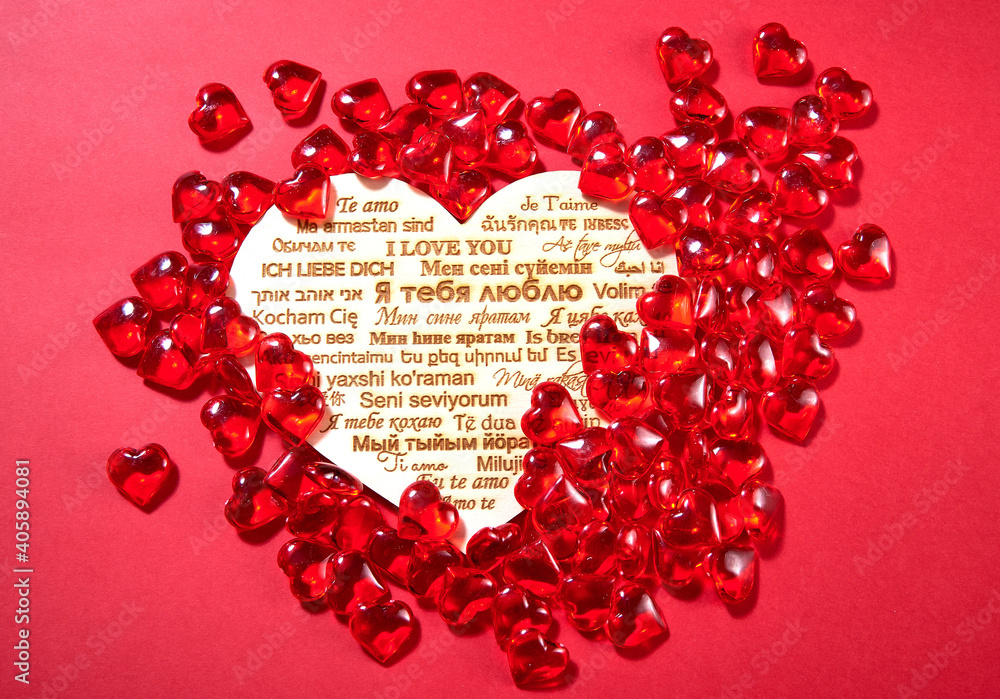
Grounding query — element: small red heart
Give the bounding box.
[332,78,392,129]
[292,125,350,176]
[705,140,761,194]
[788,95,839,147]
[670,79,728,126]
[586,368,649,420]
[701,331,739,384]
[659,488,722,551]
[514,447,565,510]
[168,310,205,355]
[377,104,433,147]
[493,584,553,648]
[263,443,324,505]
[837,224,892,281]
[636,275,694,329]
[753,23,807,78]
[670,178,715,227]
[566,111,624,160]
[555,427,611,488]
[638,327,698,375]
[502,540,562,598]
[762,379,821,441]
[661,123,717,176]
[520,382,584,446]
[625,137,676,196]
[349,600,416,665]
[628,191,688,250]
[739,331,780,392]
[653,366,712,429]
[675,226,734,276]
[276,538,338,601]
[726,280,762,335]
[710,384,754,440]
[187,83,251,144]
[200,395,261,457]
[430,168,491,223]
[94,297,153,357]
[608,417,665,479]
[172,171,221,223]
[796,136,859,189]
[709,438,769,493]
[734,106,791,161]
[706,545,757,604]
[773,162,829,218]
[212,354,259,403]
[221,171,274,225]
[782,322,835,380]
[799,282,858,339]
[578,143,634,200]
[739,481,784,542]
[182,262,229,312]
[261,384,326,445]
[558,573,613,633]
[327,550,391,615]
[817,67,873,119]
[181,205,241,262]
[606,582,668,649]
[350,131,400,179]
[263,60,322,119]
[398,131,453,186]
[437,110,489,165]
[507,629,569,687]
[615,522,653,579]
[255,332,314,393]
[738,234,780,286]
[525,88,584,150]
[405,69,464,117]
[572,521,617,574]
[397,480,459,541]
[656,27,713,87]
[407,539,465,599]
[137,330,199,389]
[302,461,364,499]
[579,315,638,374]
[464,72,521,125]
[755,282,798,339]
[486,120,538,177]
[285,491,341,541]
[780,225,836,278]
[201,297,261,356]
[333,495,386,550]
[366,526,415,586]
[224,467,289,531]
[106,444,173,507]
[653,529,700,588]
[437,567,498,626]
[132,251,188,311]
[274,164,331,221]
[532,476,594,558]
[467,523,523,572]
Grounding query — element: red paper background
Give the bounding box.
[3,0,999,697]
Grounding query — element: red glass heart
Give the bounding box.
[606,582,668,649]
[405,69,464,117]
[515,447,565,510]
[670,178,715,227]
[202,297,260,357]
[213,354,258,403]
[221,171,274,225]
[525,89,583,150]
[659,487,721,550]
[520,382,584,446]
[788,95,839,147]
[274,164,331,221]
[407,539,465,599]
[327,550,391,615]
[350,131,400,179]
[507,629,569,687]
[816,67,873,119]
[263,60,321,119]
[397,480,459,541]
[739,331,780,392]
[706,545,757,604]
[106,444,172,507]
[796,136,859,189]
[486,120,537,177]
[629,191,688,250]
[188,83,250,144]
[773,163,829,218]
[292,125,350,176]
[94,297,153,357]
[626,137,676,195]
[437,110,489,166]
[182,262,229,312]
[586,368,648,420]
[782,322,834,380]
[578,143,634,200]
[398,131,453,186]
[735,106,791,161]
[638,327,698,375]
[137,330,199,389]
[762,379,820,442]
[739,481,784,542]
[464,72,520,125]
[377,104,433,147]
[670,79,727,125]
[200,395,260,457]
[656,27,713,87]
[558,573,614,632]
[261,384,326,445]
[608,417,665,479]
[430,168,491,223]
[467,522,522,572]
[256,332,314,392]
[349,600,415,665]
[437,567,497,626]
[172,171,221,223]
[493,584,554,648]
[753,23,807,77]
[579,314,638,374]
[277,538,338,601]
[566,111,624,160]
[224,467,288,531]
[837,224,892,281]
[366,525,415,586]
[710,384,754,440]
[331,78,392,129]
[181,206,241,262]
[661,123,717,176]
[615,523,652,579]
[503,540,562,598]
[799,282,857,339]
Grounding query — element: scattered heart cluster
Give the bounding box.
[94,22,893,687]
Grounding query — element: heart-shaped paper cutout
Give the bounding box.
[230,172,675,546]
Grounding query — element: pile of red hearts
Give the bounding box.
[94,22,892,687]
